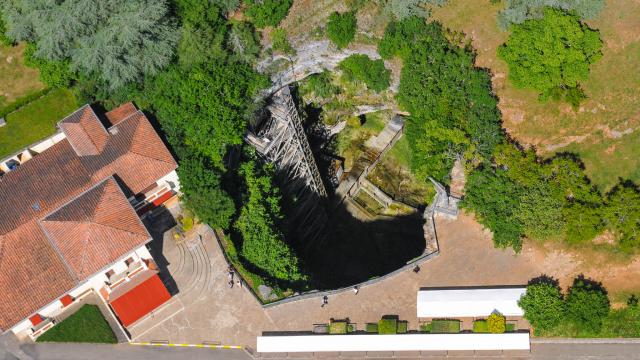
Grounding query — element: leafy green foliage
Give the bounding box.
[326,12,356,49]
[176,0,228,69]
[519,278,566,334]
[604,182,640,250]
[382,18,502,182]
[301,71,340,98]
[338,54,390,92]
[23,43,73,88]
[378,318,397,334]
[0,11,13,46]
[2,0,178,90]
[245,0,292,28]
[228,21,262,64]
[497,0,605,30]
[430,319,461,333]
[271,28,294,54]
[235,160,306,283]
[498,8,603,105]
[472,320,488,333]
[487,313,506,333]
[147,62,268,168]
[177,156,235,230]
[384,0,430,20]
[565,276,610,332]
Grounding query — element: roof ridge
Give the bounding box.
[37,221,80,282]
[127,119,176,164]
[107,108,141,130]
[77,224,93,279]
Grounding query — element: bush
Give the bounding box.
[497,0,605,30]
[518,278,566,334]
[497,8,603,106]
[378,318,397,334]
[245,0,293,28]
[420,322,432,333]
[430,319,460,333]
[397,321,408,333]
[302,71,340,98]
[566,276,610,332]
[329,321,347,334]
[326,12,356,49]
[472,320,488,333]
[24,43,74,89]
[271,28,294,55]
[487,313,506,333]
[338,54,390,92]
[365,323,378,333]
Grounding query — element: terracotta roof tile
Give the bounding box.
[0,104,177,331]
[105,102,138,126]
[59,106,108,156]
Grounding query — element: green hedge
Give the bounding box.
[329,321,347,334]
[397,320,408,333]
[378,318,397,334]
[0,88,50,119]
[420,322,432,333]
[365,323,378,333]
[473,320,489,333]
[431,319,461,333]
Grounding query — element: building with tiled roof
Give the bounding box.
[0,103,180,340]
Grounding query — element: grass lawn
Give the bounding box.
[0,42,45,108]
[430,0,640,190]
[0,88,77,159]
[36,305,117,343]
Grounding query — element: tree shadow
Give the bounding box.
[570,274,608,296]
[528,274,560,288]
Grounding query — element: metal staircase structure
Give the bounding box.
[246,86,328,249]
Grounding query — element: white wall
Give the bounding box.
[10,245,151,336]
[257,333,531,353]
[156,170,180,193]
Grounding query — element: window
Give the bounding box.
[124,257,134,266]
[105,269,115,279]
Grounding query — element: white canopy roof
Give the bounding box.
[417,287,526,318]
[257,333,530,353]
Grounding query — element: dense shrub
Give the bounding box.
[236,160,307,283]
[0,11,13,46]
[23,43,74,88]
[302,71,340,99]
[382,17,502,183]
[519,278,566,334]
[430,319,460,333]
[271,28,294,54]
[487,313,506,333]
[565,276,610,332]
[472,320,488,333]
[245,0,292,28]
[604,182,640,250]
[326,12,356,49]
[378,318,397,334]
[338,54,390,92]
[497,0,605,30]
[498,8,603,106]
[228,21,262,64]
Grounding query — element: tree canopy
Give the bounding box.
[519,278,566,334]
[565,276,610,331]
[498,8,603,106]
[2,0,178,90]
[245,0,292,28]
[497,0,605,30]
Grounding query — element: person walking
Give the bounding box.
[321,295,328,307]
[353,286,359,295]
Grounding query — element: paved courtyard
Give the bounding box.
[134,207,640,350]
[135,211,544,349]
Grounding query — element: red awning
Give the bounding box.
[29,314,43,326]
[60,294,74,307]
[109,274,171,327]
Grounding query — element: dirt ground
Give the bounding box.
[0,43,45,106]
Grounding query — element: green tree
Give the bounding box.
[487,313,506,333]
[235,160,306,283]
[326,11,356,49]
[338,54,390,92]
[228,21,262,64]
[384,0,430,20]
[497,8,603,105]
[177,156,235,230]
[301,71,340,99]
[2,0,178,90]
[565,275,610,332]
[176,0,228,69]
[604,182,640,250]
[518,278,566,334]
[147,62,268,168]
[245,0,292,28]
[497,0,606,30]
